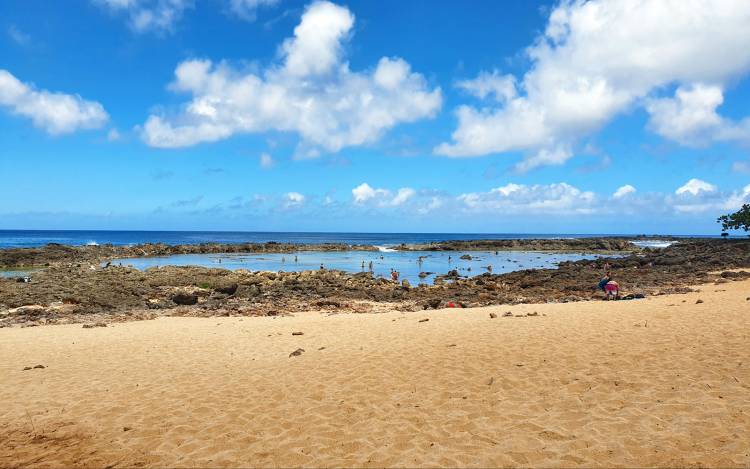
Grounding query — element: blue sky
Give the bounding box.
[1,0,749,234]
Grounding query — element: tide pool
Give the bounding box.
[112,250,615,285]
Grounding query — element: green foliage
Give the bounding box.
[717,204,750,232]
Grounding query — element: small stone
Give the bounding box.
[289,348,305,358]
[292,331,304,336]
[503,312,513,317]
[33,364,45,369]
[489,313,497,319]
[82,322,107,329]
[695,299,704,304]
[486,377,494,386]
[419,318,429,323]
[123,426,132,432]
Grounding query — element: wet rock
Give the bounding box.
[460,254,473,260]
[23,364,45,371]
[401,279,411,289]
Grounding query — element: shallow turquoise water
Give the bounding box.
[0,269,36,279]
[113,250,613,285]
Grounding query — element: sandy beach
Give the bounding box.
[1,278,748,468]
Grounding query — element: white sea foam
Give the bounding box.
[375,245,397,252]
[631,240,676,249]
[86,241,99,246]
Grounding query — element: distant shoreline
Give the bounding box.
[0,237,661,268]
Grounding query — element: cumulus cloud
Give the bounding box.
[95,0,193,34]
[646,84,750,146]
[458,183,597,215]
[352,183,415,206]
[282,191,305,208]
[456,70,516,103]
[613,184,636,198]
[436,0,750,169]
[675,178,717,196]
[0,69,109,135]
[140,1,441,154]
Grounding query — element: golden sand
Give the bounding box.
[1,280,749,468]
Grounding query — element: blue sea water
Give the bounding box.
[0,229,702,249]
[113,250,612,285]
[1,230,678,282]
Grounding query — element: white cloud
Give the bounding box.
[646,83,750,145]
[676,178,717,196]
[259,152,274,169]
[722,184,750,212]
[228,0,278,21]
[391,188,416,206]
[513,146,572,173]
[141,1,441,153]
[613,184,636,198]
[436,0,750,168]
[352,183,415,206]
[0,69,109,135]
[456,70,516,103]
[94,0,193,34]
[458,182,597,215]
[283,191,305,208]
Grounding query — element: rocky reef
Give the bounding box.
[1,238,748,327]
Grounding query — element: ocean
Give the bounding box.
[0,230,696,283]
[0,230,697,249]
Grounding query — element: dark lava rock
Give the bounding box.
[214,283,238,295]
[424,299,441,309]
[172,292,198,305]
